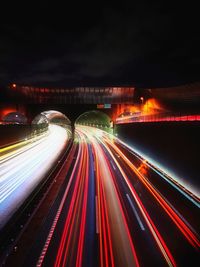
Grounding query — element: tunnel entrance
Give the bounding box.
[75,110,113,133]
[2,112,28,124]
[32,110,72,136]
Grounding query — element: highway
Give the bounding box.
[0,124,69,230]
[12,125,199,267]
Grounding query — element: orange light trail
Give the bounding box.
[34,125,199,267]
[103,136,200,249]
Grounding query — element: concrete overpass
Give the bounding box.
[5,85,135,104]
[0,82,199,124]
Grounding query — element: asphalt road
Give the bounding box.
[2,126,199,267]
[0,124,69,229]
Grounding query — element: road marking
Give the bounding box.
[126,193,145,231]
[110,161,116,170]
[95,195,99,234]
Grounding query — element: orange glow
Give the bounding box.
[114,99,166,123]
[142,98,164,115]
[138,160,148,175]
[12,83,17,88]
[113,104,141,120]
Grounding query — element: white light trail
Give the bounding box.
[0,124,68,229]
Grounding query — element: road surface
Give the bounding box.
[19,126,200,267]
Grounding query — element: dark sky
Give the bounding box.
[0,2,199,88]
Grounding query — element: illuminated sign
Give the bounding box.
[104,104,111,109]
[97,104,104,109]
[97,104,111,109]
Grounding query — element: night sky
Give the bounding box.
[0,2,199,88]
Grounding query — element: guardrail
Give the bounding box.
[115,113,200,124]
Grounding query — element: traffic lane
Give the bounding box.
[0,131,49,160]
[77,126,139,267]
[75,126,199,266]
[81,143,98,267]
[78,126,176,266]
[114,136,200,209]
[99,143,170,267]
[104,138,200,247]
[37,133,89,267]
[113,140,200,229]
[91,139,139,267]
[32,131,97,267]
[0,125,69,229]
[3,141,78,267]
[105,142,200,267]
[22,141,82,267]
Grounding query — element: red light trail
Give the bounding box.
[2,125,199,267]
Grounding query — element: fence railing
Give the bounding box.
[115,112,200,124]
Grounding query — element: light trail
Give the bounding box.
[54,131,90,267]
[0,124,68,229]
[103,138,200,248]
[14,125,199,267]
[77,126,199,266]
[36,128,140,267]
[1,127,49,170]
[116,139,200,206]
[36,143,80,267]
[91,132,176,267]
[85,126,200,205]
[79,127,140,267]
[0,131,48,159]
[92,128,200,248]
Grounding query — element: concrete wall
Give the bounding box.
[0,125,32,147]
[114,122,200,193]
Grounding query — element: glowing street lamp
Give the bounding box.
[140,96,144,104]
